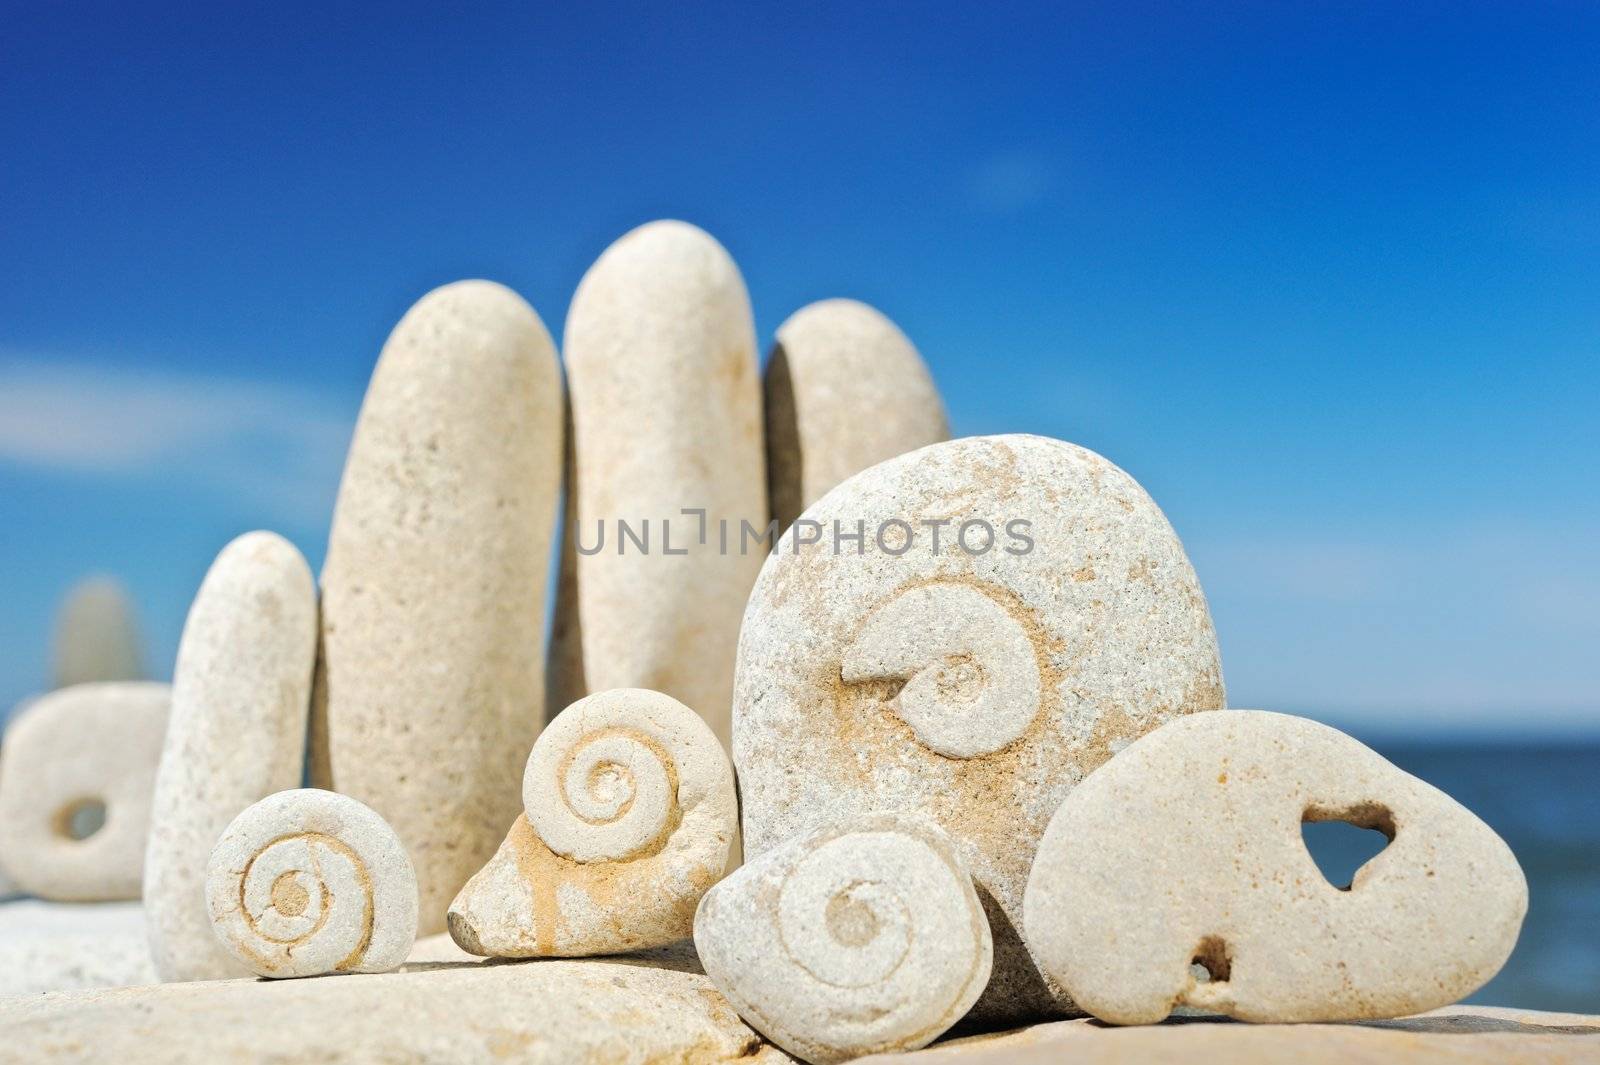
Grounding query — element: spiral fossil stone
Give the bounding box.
[206,789,418,979]
[447,688,737,957]
[694,813,992,1064]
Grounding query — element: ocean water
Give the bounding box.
[1319,742,1600,1014]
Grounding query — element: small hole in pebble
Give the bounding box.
[1191,935,1231,982]
[1302,802,1395,890]
[54,798,107,841]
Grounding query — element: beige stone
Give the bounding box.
[563,220,766,747]
[1022,710,1528,1025]
[51,577,143,688]
[144,531,317,983]
[766,299,948,530]
[854,1006,1600,1064]
[695,814,991,1064]
[544,392,587,722]
[0,683,169,901]
[0,899,156,996]
[0,952,793,1063]
[313,279,562,933]
[734,434,1224,1022]
[206,788,418,978]
[448,688,736,956]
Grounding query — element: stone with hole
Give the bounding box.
[312,279,562,934]
[734,434,1225,1022]
[145,531,318,982]
[0,682,169,900]
[1022,709,1528,1024]
[447,688,737,957]
[561,220,766,747]
[206,788,418,978]
[695,813,992,1064]
[765,299,948,531]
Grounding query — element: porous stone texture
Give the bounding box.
[766,299,948,530]
[145,531,317,983]
[0,952,794,1063]
[51,576,143,688]
[734,434,1224,1022]
[563,220,766,747]
[1022,710,1528,1025]
[206,789,419,978]
[855,1006,1600,1064]
[695,814,992,1064]
[312,279,562,933]
[448,688,737,956]
[0,899,157,996]
[544,393,588,721]
[0,683,170,901]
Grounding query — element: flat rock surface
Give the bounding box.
[0,952,794,1063]
[856,1006,1600,1064]
[0,900,156,996]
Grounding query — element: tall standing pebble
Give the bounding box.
[563,220,766,746]
[206,789,418,978]
[735,434,1225,1022]
[0,682,169,900]
[1022,710,1528,1025]
[52,577,143,688]
[144,531,317,982]
[765,299,948,530]
[313,280,562,933]
[695,814,992,1064]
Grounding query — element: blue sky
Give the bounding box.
[1,3,1596,736]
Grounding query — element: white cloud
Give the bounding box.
[0,355,354,526]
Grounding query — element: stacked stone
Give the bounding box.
[0,220,1547,1065]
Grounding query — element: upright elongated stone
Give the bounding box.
[734,434,1225,1022]
[52,577,143,688]
[563,220,766,745]
[0,682,169,900]
[314,280,562,933]
[1023,710,1528,1025]
[766,299,948,530]
[144,531,317,982]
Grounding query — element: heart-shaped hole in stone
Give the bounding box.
[1301,801,1395,891]
[53,797,108,841]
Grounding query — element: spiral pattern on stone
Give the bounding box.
[842,581,1042,758]
[237,832,373,973]
[526,716,680,864]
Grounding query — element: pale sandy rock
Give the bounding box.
[448,688,736,956]
[312,279,562,933]
[766,299,948,530]
[855,1006,1600,1064]
[403,931,476,965]
[206,789,418,978]
[0,899,155,996]
[144,531,317,983]
[51,577,143,688]
[564,220,766,747]
[696,814,990,1064]
[0,683,169,901]
[734,434,1224,1022]
[0,952,793,1063]
[1022,710,1528,1025]
[544,392,588,720]
[0,900,156,996]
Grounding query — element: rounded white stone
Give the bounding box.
[313,279,562,934]
[448,688,737,957]
[766,298,948,530]
[0,683,170,901]
[206,789,418,979]
[734,433,1225,1022]
[1022,710,1529,1024]
[695,813,992,1063]
[144,531,317,982]
[52,577,144,689]
[562,220,766,747]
